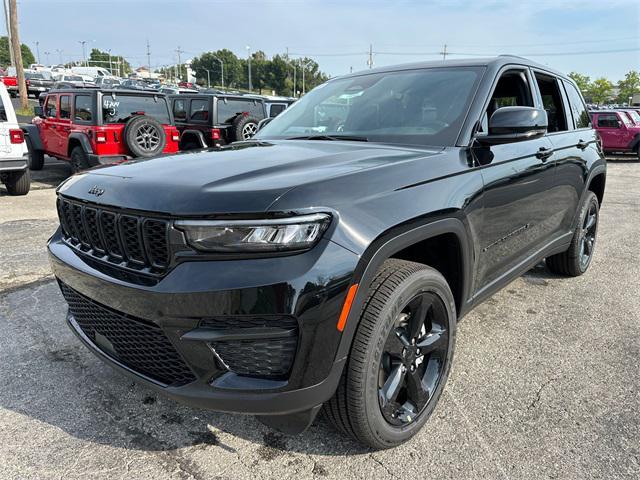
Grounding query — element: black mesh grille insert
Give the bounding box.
[59,282,196,386]
[56,196,170,275]
[202,317,299,379]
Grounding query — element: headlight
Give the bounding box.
[174,213,331,253]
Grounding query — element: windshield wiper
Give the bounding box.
[287,134,369,142]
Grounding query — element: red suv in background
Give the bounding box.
[23,89,180,172]
[590,110,640,161]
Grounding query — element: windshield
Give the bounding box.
[619,112,633,126]
[256,67,483,147]
[65,76,83,82]
[101,94,170,124]
[624,110,640,124]
[25,73,44,79]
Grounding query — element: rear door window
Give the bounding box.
[59,95,71,119]
[562,81,590,129]
[173,99,187,121]
[74,95,93,122]
[0,92,6,121]
[217,98,264,123]
[533,73,568,133]
[102,94,171,124]
[268,103,286,117]
[189,98,209,122]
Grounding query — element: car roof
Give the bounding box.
[342,55,569,81]
[47,87,165,95]
[169,93,264,102]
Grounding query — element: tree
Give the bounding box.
[88,48,131,76]
[616,70,640,104]
[568,72,591,94]
[0,36,34,67]
[190,49,243,88]
[587,78,614,105]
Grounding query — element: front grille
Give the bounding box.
[202,317,299,379]
[56,197,170,275]
[59,282,196,387]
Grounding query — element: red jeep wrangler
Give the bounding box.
[23,89,180,172]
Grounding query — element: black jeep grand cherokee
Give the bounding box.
[49,57,605,449]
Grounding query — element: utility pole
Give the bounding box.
[55,48,63,65]
[440,44,448,61]
[205,69,211,88]
[246,45,252,91]
[367,43,374,69]
[3,0,14,66]
[35,40,40,64]
[44,51,50,65]
[8,0,27,109]
[175,46,184,81]
[146,39,151,76]
[79,40,87,66]
[107,49,112,75]
[211,55,224,89]
[292,62,296,98]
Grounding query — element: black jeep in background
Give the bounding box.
[169,93,266,149]
[49,56,605,449]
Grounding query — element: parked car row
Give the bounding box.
[590,107,640,160]
[18,86,295,177]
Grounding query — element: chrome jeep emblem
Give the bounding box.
[88,186,105,197]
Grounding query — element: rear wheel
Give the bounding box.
[4,169,31,195]
[547,191,599,276]
[70,146,89,173]
[323,259,456,449]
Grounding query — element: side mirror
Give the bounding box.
[257,117,273,131]
[33,105,43,117]
[478,106,547,145]
[616,120,623,128]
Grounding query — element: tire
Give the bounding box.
[4,169,30,195]
[123,115,166,158]
[26,136,45,171]
[70,146,90,173]
[323,259,457,449]
[232,115,259,141]
[546,191,599,276]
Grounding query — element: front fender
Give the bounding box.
[333,217,473,363]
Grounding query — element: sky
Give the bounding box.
[15,0,640,82]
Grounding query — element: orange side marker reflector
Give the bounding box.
[337,284,359,332]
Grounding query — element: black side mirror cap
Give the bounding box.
[33,105,43,117]
[478,106,548,145]
[257,117,273,131]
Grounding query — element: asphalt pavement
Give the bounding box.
[0,156,638,479]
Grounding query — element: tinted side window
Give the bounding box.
[479,70,533,135]
[269,103,286,117]
[45,95,57,118]
[173,99,187,121]
[189,99,209,122]
[59,95,71,119]
[597,114,620,128]
[217,99,264,123]
[0,91,5,121]
[563,81,590,129]
[74,95,92,122]
[533,73,568,133]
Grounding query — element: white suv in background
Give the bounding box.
[0,83,30,195]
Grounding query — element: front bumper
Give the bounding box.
[48,227,358,415]
[0,153,28,173]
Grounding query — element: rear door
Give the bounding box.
[41,94,58,154]
[596,113,626,149]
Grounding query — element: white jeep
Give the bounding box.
[0,82,30,195]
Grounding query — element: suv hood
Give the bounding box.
[58,140,443,215]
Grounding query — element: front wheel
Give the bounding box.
[547,191,599,276]
[323,259,456,449]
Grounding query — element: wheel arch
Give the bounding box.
[334,217,473,362]
[67,132,93,156]
[179,129,207,148]
[21,125,43,151]
[587,170,606,207]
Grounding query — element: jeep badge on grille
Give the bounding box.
[88,186,105,197]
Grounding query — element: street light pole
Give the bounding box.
[79,40,87,66]
[205,69,211,88]
[35,40,40,64]
[107,49,112,75]
[44,51,50,65]
[55,49,63,65]
[246,45,252,91]
[211,55,224,89]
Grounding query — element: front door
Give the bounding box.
[472,68,558,296]
[40,94,58,154]
[596,113,627,150]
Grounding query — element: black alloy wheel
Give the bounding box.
[378,292,449,426]
[579,201,597,271]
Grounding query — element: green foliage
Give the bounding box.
[0,36,35,67]
[616,70,640,104]
[88,48,131,75]
[586,77,614,105]
[190,50,329,95]
[568,72,591,94]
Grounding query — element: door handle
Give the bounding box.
[535,147,554,161]
[577,139,589,150]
